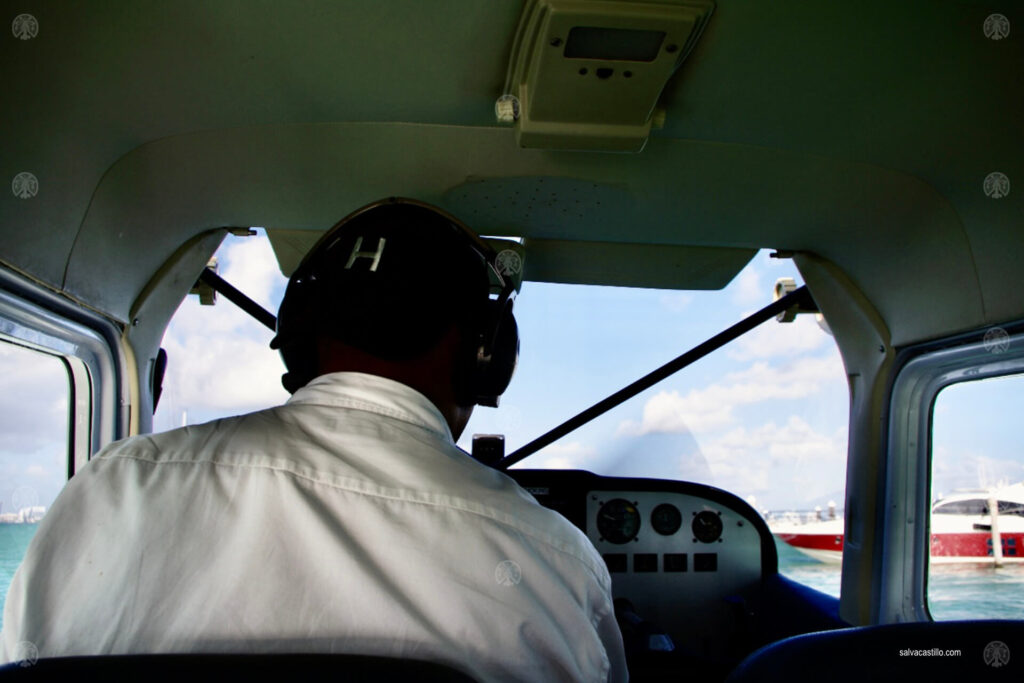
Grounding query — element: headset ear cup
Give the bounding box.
[474,300,519,406]
[272,277,321,394]
[278,339,319,393]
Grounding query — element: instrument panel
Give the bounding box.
[508,469,778,663]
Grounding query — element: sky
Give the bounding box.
[0,343,67,515]
[151,231,852,511]
[2,231,1022,515]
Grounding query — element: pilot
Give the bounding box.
[1,198,627,682]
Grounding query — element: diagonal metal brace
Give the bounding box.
[195,267,277,332]
[498,285,816,470]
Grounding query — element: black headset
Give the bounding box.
[271,197,519,407]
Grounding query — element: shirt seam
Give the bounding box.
[98,451,611,588]
[282,397,450,442]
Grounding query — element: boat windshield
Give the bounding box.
[934,500,1024,517]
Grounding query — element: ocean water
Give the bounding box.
[776,536,1024,620]
[2,525,1022,634]
[0,524,39,632]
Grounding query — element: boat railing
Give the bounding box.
[763,507,843,526]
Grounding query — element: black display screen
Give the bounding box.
[564,26,666,62]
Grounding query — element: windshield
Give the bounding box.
[155,232,843,516]
[474,258,847,513]
[155,232,848,513]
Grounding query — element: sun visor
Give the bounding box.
[521,238,755,290]
[266,229,525,293]
[500,0,715,152]
[265,229,317,279]
[269,228,752,291]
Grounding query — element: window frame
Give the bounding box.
[880,323,1024,623]
[0,266,127,476]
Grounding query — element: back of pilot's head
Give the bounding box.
[271,198,517,406]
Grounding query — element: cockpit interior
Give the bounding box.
[1,1,1023,680]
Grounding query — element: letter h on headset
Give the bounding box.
[344,236,387,272]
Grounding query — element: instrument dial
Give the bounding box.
[692,509,723,543]
[651,503,682,536]
[596,498,641,544]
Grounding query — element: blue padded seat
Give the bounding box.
[727,620,1022,682]
[0,653,477,682]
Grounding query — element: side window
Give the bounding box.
[0,341,71,629]
[928,373,1024,620]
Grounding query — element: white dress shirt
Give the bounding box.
[1,372,627,682]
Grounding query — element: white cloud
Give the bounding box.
[0,343,68,454]
[218,235,284,311]
[618,353,845,437]
[155,234,290,425]
[696,416,848,504]
[728,314,829,361]
[159,320,290,415]
[0,343,72,508]
[524,441,596,470]
[701,416,845,465]
[932,445,1024,495]
[25,464,50,477]
[731,266,764,307]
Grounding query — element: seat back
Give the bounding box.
[0,653,477,682]
[727,620,1023,682]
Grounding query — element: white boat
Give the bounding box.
[772,483,1024,564]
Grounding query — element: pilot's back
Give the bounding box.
[1,372,625,682]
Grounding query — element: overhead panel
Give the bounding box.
[66,122,985,340]
[502,0,715,151]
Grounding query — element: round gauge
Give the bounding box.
[692,510,723,543]
[596,498,641,544]
[651,503,682,536]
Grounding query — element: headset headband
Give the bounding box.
[273,197,519,405]
[294,197,511,293]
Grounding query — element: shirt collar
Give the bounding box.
[285,371,454,443]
